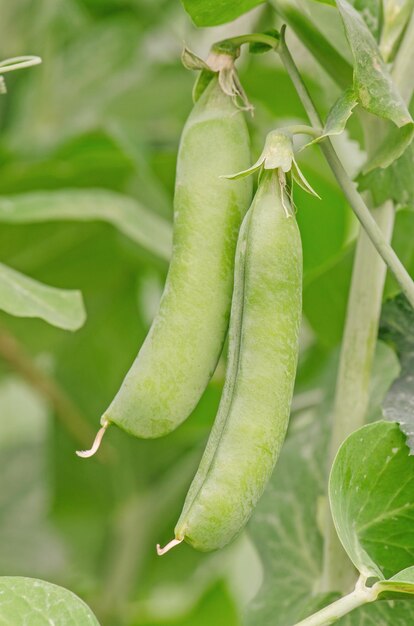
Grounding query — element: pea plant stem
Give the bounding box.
[278,27,414,310]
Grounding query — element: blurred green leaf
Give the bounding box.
[330,421,414,580]
[380,0,413,62]
[0,189,172,261]
[0,576,100,625]
[131,581,239,626]
[180,0,265,26]
[352,0,383,40]
[303,244,354,347]
[0,261,85,330]
[0,130,135,194]
[0,375,66,578]
[7,17,143,151]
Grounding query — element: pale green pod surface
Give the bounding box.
[175,171,302,551]
[102,77,252,438]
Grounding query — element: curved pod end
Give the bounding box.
[75,418,110,459]
[156,537,183,556]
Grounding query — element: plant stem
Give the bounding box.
[292,586,376,626]
[278,27,414,309]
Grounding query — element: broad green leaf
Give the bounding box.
[0,189,172,261]
[0,577,100,625]
[246,343,399,625]
[329,420,414,580]
[180,0,265,27]
[380,294,414,452]
[358,142,414,206]
[336,0,411,128]
[0,262,85,330]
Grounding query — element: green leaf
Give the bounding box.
[329,420,414,580]
[0,189,172,262]
[0,262,85,331]
[180,0,266,27]
[336,0,412,126]
[380,294,414,453]
[358,142,414,206]
[0,577,100,625]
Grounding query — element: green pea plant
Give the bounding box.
[1,0,414,625]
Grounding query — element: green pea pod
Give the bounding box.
[168,169,302,552]
[88,77,252,445]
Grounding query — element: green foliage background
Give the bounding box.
[0,0,413,624]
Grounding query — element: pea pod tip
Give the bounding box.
[156,537,183,556]
[76,419,110,459]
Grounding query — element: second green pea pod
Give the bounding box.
[165,168,302,552]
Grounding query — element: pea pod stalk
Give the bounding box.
[158,168,302,552]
